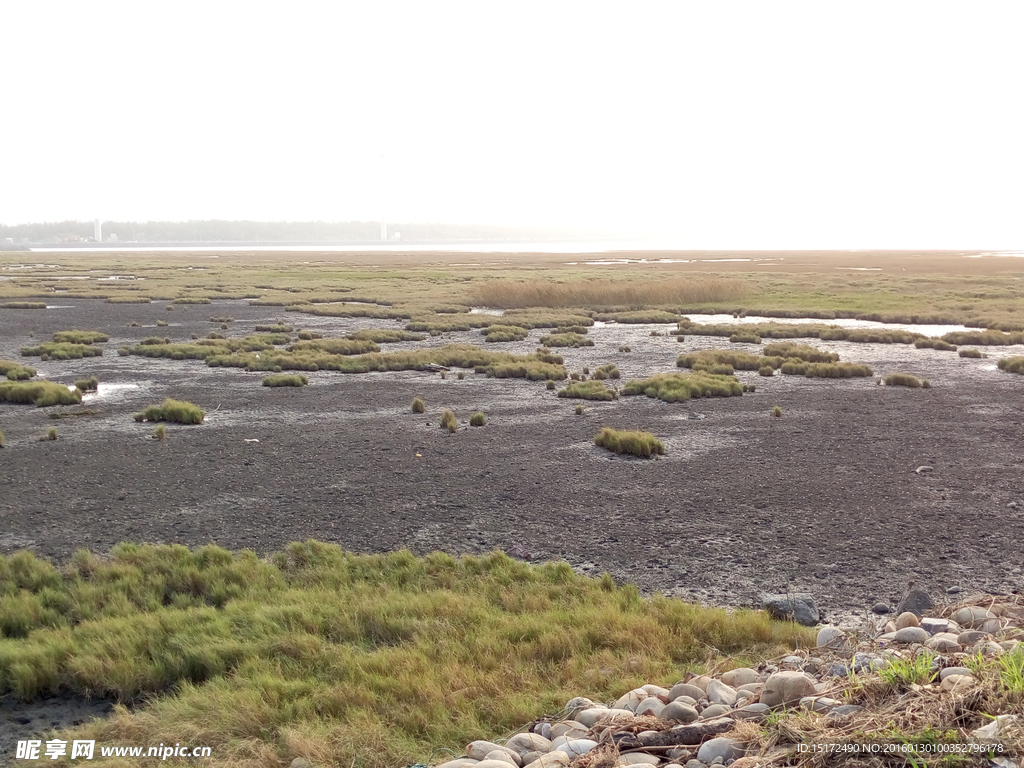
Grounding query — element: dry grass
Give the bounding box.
[621,372,743,402]
[133,399,205,424]
[761,343,839,363]
[411,397,425,414]
[440,409,458,433]
[540,332,594,348]
[594,427,665,458]
[469,412,487,427]
[557,381,619,401]
[883,372,923,387]
[471,277,749,309]
[997,356,1024,374]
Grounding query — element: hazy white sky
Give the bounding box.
[1,2,1021,248]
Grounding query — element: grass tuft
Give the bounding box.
[255,324,293,333]
[52,330,109,345]
[883,372,923,387]
[575,404,584,415]
[622,371,743,402]
[539,332,593,348]
[133,399,205,424]
[153,424,166,441]
[1,301,47,309]
[0,381,82,407]
[997,356,1024,375]
[74,377,99,392]
[772,406,783,417]
[729,331,762,344]
[0,360,36,381]
[958,348,984,359]
[262,374,309,387]
[105,296,151,304]
[469,412,486,427]
[471,276,748,308]
[440,409,458,433]
[43,427,58,441]
[594,427,665,458]
[761,342,839,363]
[758,365,774,377]
[20,343,104,360]
[411,397,425,414]
[557,381,618,401]
[914,338,957,351]
[591,363,620,380]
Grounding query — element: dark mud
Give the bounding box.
[2,299,1023,624]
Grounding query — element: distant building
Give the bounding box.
[94,219,102,243]
[107,233,118,242]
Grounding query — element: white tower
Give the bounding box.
[94,219,102,243]
[380,218,387,241]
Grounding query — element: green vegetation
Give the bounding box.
[173,297,211,304]
[879,650,935,690]
[133,399,205,424]
[156,319,168,327]
[52,330,109,344]
[539,332,593,348]
[262,374,309,387]
[255,324,293,332]
[593,310,681,323]
[105,296,151,304]
[729,331,762,344]
[0,360,36,381]
[288,303,410,320]
[49,409,99,420]
[773,406,783,417]
[440,409,458,433]
[678,320,928,345]
[678,349,777,372]
[883,373,924,387]
[207,331,225,340]
[74,377,99,392]
[591,363,620,380]
[0,380,82,407]
[557,381,619,401]
[153,424,166,441]
[117,348,129,356]
[469,412,487,427]
[621,371,743,402]
[958,348,984,358]
[20,343,104,360]
[481,325,529,342]
[0,301,46,309]
[411,397,425,414]
[594,427,665,458]
[758,365,774,377]
[472,276,747,308]
[761,342,839,363]
[942,329,1024,346]
[0,429,4,446]
[545,380,556,390]
[779,361,873,378]
[997,356,1024,374]
[43,427,58,441]
[914,338,957,351]
[348,329,425,343]
[288,338,381,355]
[0,544,811,768]
[575,404,584,415]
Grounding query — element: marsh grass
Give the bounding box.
[678,349,778,372]
[539,332,593,348]
[772,406,783,417]
[942,329,1024,346]
[156,319,168,327]
[74,377,99,392]
[593,310,681,324]
[255,324,293,332]
[133,399,205,424]
[678,320,927,345]
[262,374,309,387]
[997,357,1024,374]
[622,372,743,402]
[0,544,812,768]
[411,397,425,413]
[173,297,211,304]
[348,329,426,343]
[758,366,774,377]
[288,338,381,356]
[210,316,235,324]
[0,428,4,446]
[914,338,957,351]
[958,348,984,359]
[883,373,923,387]
[288,304,411,320]
[575,404,584,415]
[42,427,58,441]
[761,342,839,363]
[153,424,166,441]
[0,381,82,407]
[729,332,762,344]
[440,409,458,433]
[472,277,748,308]
[557,381,618,401]
[20,343,104,360]
[0,301,47,309]
[469,412,487,427]
[0,360,36,381]
[594,427,665,458]
[481,325,529,343]
[591,363,620,380]
[545,380,556,390]
[780,361,874,378]
[52,330,109,345]
[105,296,151,304]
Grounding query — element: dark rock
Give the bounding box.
[870,602,892,614]
[897,586,934,617]
[761,592,821,626]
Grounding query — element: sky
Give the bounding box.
[1,1,1022,249]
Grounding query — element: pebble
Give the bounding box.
[669,682,706,701]
[706,679,738,706]
[940,674,976,692]
[696,737,744,765]
[951,606,996,629]
[894,611,920,630]
[897,586,934,617]
[700,704,732,719]
[925,634,962,653]
[939,666,974,680]
[467,742,522,764]
[733,702,770,721]
[551,739,597,758]
[894,626,930,644]
[720,667,759,687]
[506,734,552,757]
[957,630,990,646]
[871,602,892,614]
[761,670,817,707]
[660,701,699,723]
[816,626,848,648]
[634,697,664,717]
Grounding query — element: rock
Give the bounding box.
[642,683,671,697]
[761,592,821,626]
[706,679,738,706]
[475,761,522,768]
[852,653,884,673]
[733,702,770,721]
[736,683,763,694]
[951,606,996,629]
[290,760,314,768]
[883,620,897,633]
[897,586,934,617]
[564,697,595,717]
[467,742,522,764]
[548,722,586,740]
[940,674,976,692]
[485,751,519,765]
[669,682,706,701]
[976,641,1004,656]
[925,635,962,653]
[761,671,817,708]
[660,701,699,723]
[522,754,570,768]
[894,626,930,644]
[520,752,542,766]
[816,626,849,649]
[800,696,841,713]
[697,738,744,765]
[533,722,551,739]
[674,695,698,706]
[871,602,892,614]
[915,465,934,474]
[435,761,478,768]
[821,662,847,678]
[687,674,712,692]
[615,755,659,765]
[971,714,1019,740]
[946,585,963,594]
[635,697,664,717]
[720,667,760,687]
[667,750,693,762]
[895,611,920,630]
[683,761,704,768]
[613,688,647,712]
[919,617,950,635]
[551,740,597,758]
[699,704,732,719]
[780,655,804,669]
[505,734,552,757]
[957,630,990,646]
[939,666,974,680]
[981,618,1003,634]
[827,704,865,718]
[877,632,897,643]
[663,717,735,745]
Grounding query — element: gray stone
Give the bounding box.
[946,585,963,594]
[549,721,586,740]
[920,617,950,635]
[635,697,664,717]
[761,671,817,707]
[505,733,553,757]
[533,722,551,739]
[552,739,597,758]
[660,701,700,723]
[761,592,821,626]
[980,618,1003,635]
[706,679,738,706]
[871,602,892,614]
[485,751,519,765]
[641,684,671,697]
[823,662,849,678]
[816,626,848,649]
[699,704,732,719]
[613,688,647,712]
[939,666,974,680]
[733,702,770,721]
[522,754,570,768]
[780,655,804,669]
[958,630,990,646]
[894,626,930,644]
[669,682,706,702]
[720,667,760,687]
[475,761,523,768]
[940,674,976,692]
[897,587,935,617]
[467,742,522,764]
[895,611,920,629]
[926,634,962,653]
[951,606,996,629]
[684,761,705,768]
[800,696,842,713]
[697,738,744,765]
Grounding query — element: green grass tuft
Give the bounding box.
[0,381,82,407]
[0,360,37,381]
[440,409,458,433]
[883,372,923,387]
[105,296,151,304]
[539,332,593,348]
[0,301,47,309]
[481,325,530,342]
[262,374,309,387]
[772,406,783,417]
[779,361,873,378]
[52,330,109,345]
[173,297,212,304]
[622,372,743,402]
[20,343,104,360]
[997,356,1024,374]
[557,381,618,401]
[678,349,778,372]
[914,338,957,351]
[74,377,99,392]
[729,331,761,344]
[43,427,58,441]
[758,365,774,377]
[411,397,425,414]
[469,412,487,427]
[591,363,620,380]
[575,404,584,415]
[254,324,293,332]
[153,424,166,441]
[958,348,984,359]
[133,399,205,424]
[594,427,665,458]
[592,310,681,324]
[761,342,839,363]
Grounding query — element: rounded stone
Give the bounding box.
[549,721,586,740]
[522,755,570,768]
[720,667,760,687]
[290,760,314,768]
[615,754,659,765]
[895,611,920,630]
[696,737,744,765]
[951,606,997,629]
[980,618,1003,634]
[939,666,974,680]
[871,602,892,614]
[957,630,990,646]
[553,740,597,758]
[733,702,770,721]
[699,704,731,719]
[816,626,849,649]
[925,636,962,653]
[485,751,519,765]
[634,696,664,717]
[660,701,699,723]
[894,626,930,644]
[669,682,707,701]
[706,679,738,706]
[506,733,553,757]
[476,762,523,768]
[468,742,522,764]
[760,671,817,708]
[641,684,671,697]
[940,674,976,692]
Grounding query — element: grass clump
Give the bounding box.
[539,332,593,348]
[41,427,58,441]
[592,310,681,324]
[153,424,166,441]
[481,325,529,343]
[0,428,4,446]
[0,360,36,381]
[20,343,104,360]
[117,348,130,357]
[210,316,234,323]
[52,330,109,345]
[997,356,1024,374]
[591,363,620,380]
[156,319,168,327]
[469,412,487,427]
[761,342,838,363]
[678,349,776,372]
[780,361,874,378]
[758,365,774,377]
[288,338,381,356]
[105,296,151,304]
[729,331,762,344]
[74,377,99,392]
[557,381,618,401]
[411,397,425,413]
[958,348,984,359]
[914,338,957,351]
[618,345,631,352]
[0,301,46,309]
[254,324,292,333]
[348,329,425,343]
[440,409,458,433]
[772,406,783,417]
[471,276,748,308]
[133,398,205,424]
[262,374,309,387]
[545,380,556,390]
[942,329,1024,346]
[622,371,743,402]
[883,372,923,387]
[172,297,211,304]
[594,427,665,458]
[0,381,82,407]
[575,404,584,415]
